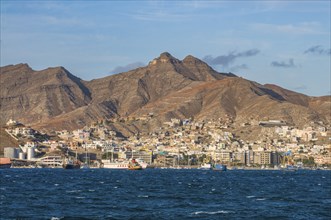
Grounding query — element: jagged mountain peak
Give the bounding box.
[183,54,205,64]
[0,63,33,74]
[149,52,181,66]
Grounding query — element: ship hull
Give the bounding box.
[101,160,128,169]
[63,164,80,169]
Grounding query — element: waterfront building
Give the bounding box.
[4,147,20,159]
[245,150,254,165]
[270,151,281,165]
[233,151,245,164]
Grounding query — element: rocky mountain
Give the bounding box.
[0,52,330,135]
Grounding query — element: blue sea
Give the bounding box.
[0,169,330,219]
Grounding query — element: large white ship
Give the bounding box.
[101,158,148,169]
[101,159,129,169]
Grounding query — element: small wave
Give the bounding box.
[75,196,86,199]
[99,181,104,184]
[51,217,63,220]
[193,210,232,215]
[137,195,149,198]
[246,195,255,198]
[66,190,82,193]
[88,189,95,192]
[54,184,59,186]
[256,198,266,201]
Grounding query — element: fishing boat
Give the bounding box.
[63,148,81,169]
[62,158,80,169]
[128,158,142,170]
[0,158,11,169]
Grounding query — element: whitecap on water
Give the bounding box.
[256,198,266,201]
[137,195,149,198]
[88,189,95,192]
[193,210,233,215]
[66,190,82,193]
[246,195,255,198]
[75,196,85,199]
[54,184,59,186]
[50,217,63,220]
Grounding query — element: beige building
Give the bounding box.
[253,151,271,165]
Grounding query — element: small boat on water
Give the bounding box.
[211,163,227,171]
[63,158,80,169]
[282,165,298,171]
[80,163,90,169]
[135,158,148,169]
[128,159,142,170]
[199,163,212,170]
[0,158,11,169]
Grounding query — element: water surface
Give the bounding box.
[1,169,330,219]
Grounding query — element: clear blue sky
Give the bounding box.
[1,1,330,96]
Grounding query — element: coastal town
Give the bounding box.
[1,116,331,170]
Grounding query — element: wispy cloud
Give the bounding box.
[304,45,331,56]
[130,10,190,22]
[229,64,248,72]
[111,62,145,74]
[271,59,296,68]
[293,85,308,91]
[203,49,260,67]
[251,22,324,35]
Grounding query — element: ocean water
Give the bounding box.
[0,169,330,219]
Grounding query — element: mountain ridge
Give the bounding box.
[1,52,330,136]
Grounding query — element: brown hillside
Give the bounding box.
[1,53,330,135]
[0,128,19,156]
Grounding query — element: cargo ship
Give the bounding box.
[0,158,12,169]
